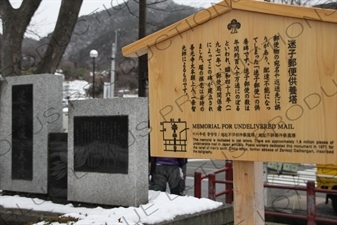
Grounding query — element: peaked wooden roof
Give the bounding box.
[122,0,337,58]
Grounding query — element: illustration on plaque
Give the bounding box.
[227,19,241,34]
[160,118,188,152]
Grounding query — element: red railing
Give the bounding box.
[194,162,337,224]
[194,161,233,204]
[264,181,337,224]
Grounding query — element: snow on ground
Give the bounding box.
[63,80,89,101]
[0,190,223,225]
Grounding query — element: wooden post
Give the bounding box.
[233,161,265,225]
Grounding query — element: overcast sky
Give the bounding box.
[6,0,221,39]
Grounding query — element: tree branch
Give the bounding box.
[35,0,84,74]
[0,0,13,21]
[15,0,43,34]
[0,0,12,14]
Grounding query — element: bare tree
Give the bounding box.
[0,0,84,77]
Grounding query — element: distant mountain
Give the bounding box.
[23,0,200,73]
[3,1,337,77]
[0,0,200,90]
[69,0,200,68]
[314,2,337,9]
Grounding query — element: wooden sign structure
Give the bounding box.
[123,0,337,224]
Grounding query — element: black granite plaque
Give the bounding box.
[48,133,68,199]
[12,84,33,180]
[74,116,128,174]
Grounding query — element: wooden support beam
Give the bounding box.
[233,161,265,225]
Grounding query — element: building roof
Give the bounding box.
[122,0,337,58]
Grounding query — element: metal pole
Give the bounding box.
[93,58,95,98]
[307,181,316,225]
[103,82,110,99]
[115,29,118,51]
[225,161,233,204]
[110,29,118,98]
[263,163,269,207]
[138,0,147,97]
[194,172,202,198]
[110,42,115,98]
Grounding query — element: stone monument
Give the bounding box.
[67,98,148,207]
[48,133,68,199]
[0,74,63,194]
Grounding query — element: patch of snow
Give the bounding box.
[0,191,223,225]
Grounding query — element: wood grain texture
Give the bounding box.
[233,161,264,225]
[147,9,337,164]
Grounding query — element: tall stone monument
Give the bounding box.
[0,74,63,194]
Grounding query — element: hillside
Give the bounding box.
[9,1,337,90]
[5,0,200,90]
